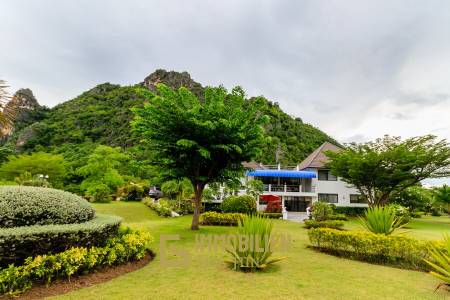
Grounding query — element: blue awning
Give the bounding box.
[246,169,316,178]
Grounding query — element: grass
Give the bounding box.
[344,215,450,240]
[51,202,449,300]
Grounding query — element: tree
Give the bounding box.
[326,135,450,206]
[0,152,66,186]
[391,185,433,212]
[77,145,128,201]
[161,178,194,210]
[132,84,267,229]
[246,179,264,199]
[434,185,450,216]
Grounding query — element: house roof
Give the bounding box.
[297,142,342,170]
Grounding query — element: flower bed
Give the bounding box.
[308,228,443,270]
[0,229,153,296]
[200,212,246,226]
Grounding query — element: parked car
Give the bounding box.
[148,186,163,200]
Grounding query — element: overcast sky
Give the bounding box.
[1,1,450,164]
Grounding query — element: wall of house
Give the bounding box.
[311,169,367,207]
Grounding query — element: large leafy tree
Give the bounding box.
[132,84,267,229]
[326,135,450,206]
[77,145,129,201]
[434,185,450,216]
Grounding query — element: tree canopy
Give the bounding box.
[326,135,450,206]
[0,152,66,187]
[132,84,268,229]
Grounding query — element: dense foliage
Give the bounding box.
[424,235,450,289]
[0,152,66,187]
[326,135,450,206]
[0,186,94,228]
[304,220,344,230]
[142,198,173,217]
[0,229,152,296]
[0,214,121,266]
[308,228,444,270]
[0,70,336,196]
[221,195,257,214]
[132,84,267,229]
[200,212,246,226]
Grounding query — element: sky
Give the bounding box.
[1,0,449,184]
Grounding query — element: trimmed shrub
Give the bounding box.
[0,186,95,228]
[0,214,121,266]
[118,183,146,201]
[387,203,411,225]
[142,198,172,217]
[326,213,348,221]
[312,202,333,221]
[304,220,344,230]
[334,206,367,216]
[265,201,282,213]
[0,229,153,296]
[308,228,444,270]
[221,195,256,214]
[257,212,283,219]
[200,212,246,226]
[203,202,222,212]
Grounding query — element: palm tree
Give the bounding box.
[434,185,450,216]
[0,80,13,132]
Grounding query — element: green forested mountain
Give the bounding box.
[1,70,337,166]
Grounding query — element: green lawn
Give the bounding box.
[51,202,449,300]
[344,215,450,240]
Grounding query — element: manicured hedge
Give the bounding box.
[308,228,443,270]
[142,198,172,217]
[200,212,246,226]
[333,206,367,216]
[257,212,283,219]
[0,186,95,228]
[0,229,153,296]
[221,195,256,214]
[0,214,122,266]
[304,220,344,230]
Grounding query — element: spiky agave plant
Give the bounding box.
[424,235,450,290]
[226,215,285,271]
[359,205,405,235]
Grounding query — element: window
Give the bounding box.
[318,170,337,181]
[350,194,367,204]
[318,193,338,203]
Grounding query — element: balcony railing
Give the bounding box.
[263,184,315,193]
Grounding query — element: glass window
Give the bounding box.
[318,170,328,180]
[318,193,338,203]
[350,194,367,204]
[318,170,337,181]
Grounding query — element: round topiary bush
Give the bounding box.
[221,195,257,214]
[0,186,95,228]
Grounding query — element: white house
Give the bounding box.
[243,142,367,218]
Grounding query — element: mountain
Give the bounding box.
[1,70,338,165]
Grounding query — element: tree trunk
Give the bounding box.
[191,183,204,230]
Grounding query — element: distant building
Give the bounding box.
[243,142,367,218]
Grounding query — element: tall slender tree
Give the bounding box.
[132,84,267,229]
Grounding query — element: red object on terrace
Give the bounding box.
[260,195,280,202]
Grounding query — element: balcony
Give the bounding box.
[262,184,315,193]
